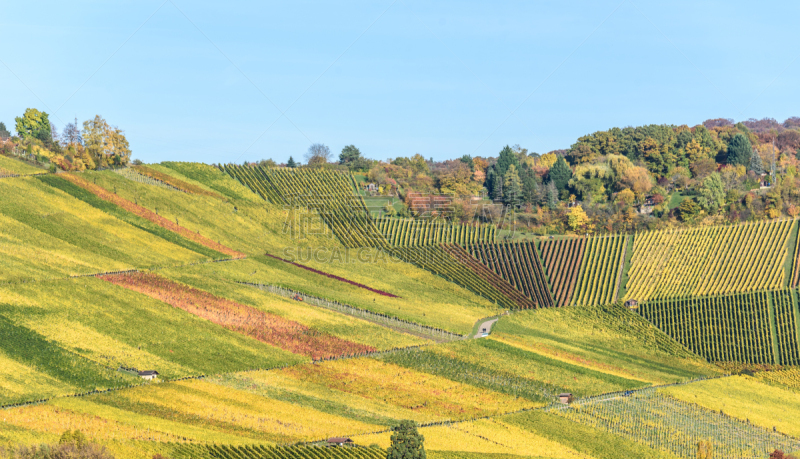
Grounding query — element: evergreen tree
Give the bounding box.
[387,420,425,459]
[548,156,573,193]
[287,156,297,168]
[545,181,559,210]
[520,166,538,205]
[492,168,503,201]
[503,164,522,207]
[749,148,764,174]
[339,145,361,164]
[0,122,10,140]
[495,145,520,178]
[726,133,752,166]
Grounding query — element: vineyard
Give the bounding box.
[222,165,386,248]
[131,164,225,199]
[470,242,554,307]
[170,444,386,459]
[570,235,627,306]
[549,388,800,459]
[538,238,585,307]
[389,245,536,310]
[624,220,794,302]
[637,289,800,365]
[100,272,376,360]
[60,173,246,258]
[375,217,496,247]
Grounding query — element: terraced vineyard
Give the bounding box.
[223,165,386,248]
[570,235,627,306]
[390,245,536,310]
[470,242,554,307]
[375,217,496,247]
[637,289,800,365]
[171,444,385,459]
[550,388,800,459]
[625,220,794,302]
[538,238,585,307]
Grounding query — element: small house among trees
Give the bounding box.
[558,393,573,404]
[326,437,354,447]
[138,370,159,381]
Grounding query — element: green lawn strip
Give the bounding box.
[0,312,134,399]
[617,234,636,299]
[501,410,680,459]
[36,174,227,260]
[208,373,400,427]
[785,219,799,287]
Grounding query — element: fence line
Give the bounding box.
[238,281,466,342]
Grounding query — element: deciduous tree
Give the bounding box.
[15,108,52,142]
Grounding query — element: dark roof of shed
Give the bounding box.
[138,370,159,376]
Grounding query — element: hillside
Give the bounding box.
[0,156,798,459]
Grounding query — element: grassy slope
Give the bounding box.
[0,177,207,281]
[0,277,304,402]
[0,155,45,174]
[492,304,721,385]
[158,263,427,350]
[660,375,800,437]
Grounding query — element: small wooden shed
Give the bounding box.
[558,393,573,404]
[624,299,639,309]
[138,370,159,381]
[327,437,354,447]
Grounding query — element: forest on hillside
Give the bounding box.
[245,117,800,235]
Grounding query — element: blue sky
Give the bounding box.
[2,1,799,164]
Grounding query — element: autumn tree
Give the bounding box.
[615,189,635,207]
[82,115,132,167]
[567,205,589,232]
[305,143,331,167]
[15,108,52,142]
[677,198,702,223]
[620,166,653,202]
[697,172,726,214]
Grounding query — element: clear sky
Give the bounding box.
[2,1,799,164]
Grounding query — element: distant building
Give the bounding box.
[558,393,573,404]
[138,370,159,381]
[624,299,639,309]
[327,437,354,447]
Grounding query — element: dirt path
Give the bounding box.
[474,318,499,338]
